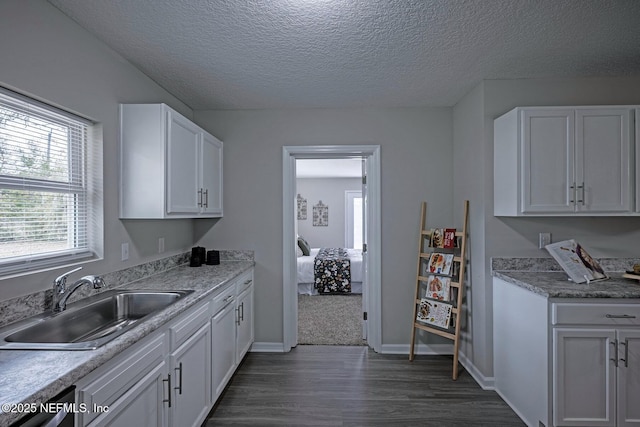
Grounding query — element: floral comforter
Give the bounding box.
[314,248,351,293]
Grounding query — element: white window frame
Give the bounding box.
[0,87,100,276]
[345,190,363,249]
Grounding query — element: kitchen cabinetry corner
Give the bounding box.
[120,103,223,219]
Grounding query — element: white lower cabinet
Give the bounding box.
[235,271,254,362]
[211,283,237,401]
[169,311,211,427]
[554,328,640,427]
[493,277,640,427]
[75,268,254,427]
[75,333,169,427]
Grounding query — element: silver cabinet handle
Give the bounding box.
[197,188,203,207]
[236,306,241,325]
[569,183,575,204]
[163,373,172,407]
[203,189,209,208]
[223,295,234,303]
[610,340,618,367]
[174,362,183,395]
[577,183,584,205]
[605,314,637,319]
[620,339,629,368]
[240,301,244,322]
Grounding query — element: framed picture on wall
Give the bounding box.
[297,194,307,220]
[313,201,328,226]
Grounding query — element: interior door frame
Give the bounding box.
[282,145,381,353]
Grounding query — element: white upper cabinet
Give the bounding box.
[120,103,223,219]
[494,106,635,216]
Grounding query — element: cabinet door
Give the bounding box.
[553,328,616,426]
[211,302,237,401]
[169,323,211,427]
[166,110,200,214]
[236,285,254,363]
[617,330,640,426]
[575,108,633,213]
[88,360,168,427]
[521,109,575,213]
[200,132,223,216]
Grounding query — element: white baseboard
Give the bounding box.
[249,342,286,352]
[458,351,495,390]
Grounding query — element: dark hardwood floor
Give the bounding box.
[204,345,525,426]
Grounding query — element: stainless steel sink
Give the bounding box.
[0,289,193,350]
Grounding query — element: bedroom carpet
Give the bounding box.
[298,294,365,346]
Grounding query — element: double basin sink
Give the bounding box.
[0,289,193,350]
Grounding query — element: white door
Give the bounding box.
[169,324,211,427]
[166,111,200,214]
[200,132,223,216]
[575,108,632,213]
[522,109,575,213]
[617,330,640,426]
[360,158,368,340]
[553,328,616,427]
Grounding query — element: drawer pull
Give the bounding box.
[163,374,172,407]
[224,295,234,303]
[620,340,629,368]
[605,314,636,319]
[175,362,183,395]
[610,340,618,367]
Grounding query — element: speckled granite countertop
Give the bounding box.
[493,271,640,298]
[492,257,640,299]
[0,260,253,427]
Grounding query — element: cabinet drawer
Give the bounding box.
[552,302,640,326]
[170,300,210,349]
[236,271,253,295]
[212,282,235,314]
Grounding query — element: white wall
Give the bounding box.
[0,0,200,300]
[296,177,361,248]
[194,108,453,345]
[453,76,640,380]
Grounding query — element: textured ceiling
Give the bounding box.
[48,0,640,110]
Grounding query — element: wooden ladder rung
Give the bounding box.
[413,322,456,340]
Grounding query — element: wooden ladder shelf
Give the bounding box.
[409,200,469,380]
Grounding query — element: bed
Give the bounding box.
[297,248,363,295]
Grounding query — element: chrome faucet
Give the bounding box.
[52,267,105,312]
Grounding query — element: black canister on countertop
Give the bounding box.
[190,246,206,267]
[206,250,220,265]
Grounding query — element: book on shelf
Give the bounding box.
[427,253,454,276]
[425,275,451,301]
[429,228,457,248]
[416,298,453,328]
[545,239,607,284]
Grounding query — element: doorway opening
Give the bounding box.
[282,145,381,352]
[296,159,364,345]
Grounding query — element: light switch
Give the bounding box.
[121,242,129,261]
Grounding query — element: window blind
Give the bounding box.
[0,87,95,274]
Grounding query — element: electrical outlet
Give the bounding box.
[121,242,129,261]
[539,233,551,249]
[158,237,165,254]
